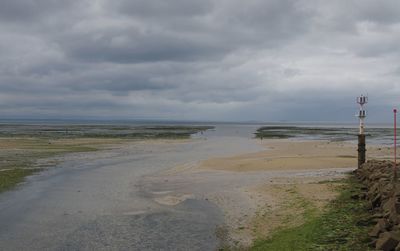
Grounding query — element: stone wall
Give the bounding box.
[355,160,400,251]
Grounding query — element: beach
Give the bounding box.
[140,136,395,249]
[2,1,398,249]
[145,139,364,248]
[0,124,393,250]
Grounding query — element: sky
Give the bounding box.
[0,0,399,123]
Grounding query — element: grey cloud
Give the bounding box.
[55,0,313,64]
[62,66,179,92]
[355,0,400,24]
[353,39,400,58]
[113,0,213,18]
[0,0,399,122]
[215,0,311,36]
[61,29,230,63]
[0,0,78,23]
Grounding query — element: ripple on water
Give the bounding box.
[60,199,223,251]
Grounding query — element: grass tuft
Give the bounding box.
[250,177,373,251]
[0,168,41,193]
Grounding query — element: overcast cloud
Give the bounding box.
[0,0,399,122]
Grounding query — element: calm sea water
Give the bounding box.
[0,119,394,145]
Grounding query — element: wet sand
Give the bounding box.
[0,126,391,250]
[144,139,394,248]
[200,139,357,171]
[144,139,362,247]
[0,128,262,251]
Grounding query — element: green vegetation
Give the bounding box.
[0,138,104,193]
[0,138,98,170]
[0,168,41,193]
[0,124,213,193]
[0,124,213,139]
[255,126,392,141]
[251,177,373,251]
[255,126,357,140]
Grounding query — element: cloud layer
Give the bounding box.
[0,0,399,122]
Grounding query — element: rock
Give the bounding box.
[369,219,389,237]
[368,239,377,248]
[394,199,400,214]
[360,192,367,200]
[372,213,385,219]
[373,194,382,207]
[386,199,400,224]
[356,160,400,249]
[376,231,400,251]
[383,198,396,213]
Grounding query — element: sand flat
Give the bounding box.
[175,138,393,247]
[0,129,392,250]
[199,140,359,171]
[140,138,372,248]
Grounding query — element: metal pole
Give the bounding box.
[358,134,366,168]
[394,108,397,182]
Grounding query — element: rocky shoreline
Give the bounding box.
[355,160,400,251]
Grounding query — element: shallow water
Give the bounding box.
[0,124,262,251]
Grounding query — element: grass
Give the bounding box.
[250,177,373,251]
[0,125,213,194]
[254,126,393,142]
[0,168,41,193]
[254,126,357,140]
[0,124,213,139]
[0,138,103,193]
[0,138,99,169]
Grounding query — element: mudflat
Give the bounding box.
[0,124,211,193]
[0,127,262,250]
[0,126,392,250]
[148,139,392,248]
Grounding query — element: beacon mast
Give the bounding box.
[357,95,368,168]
